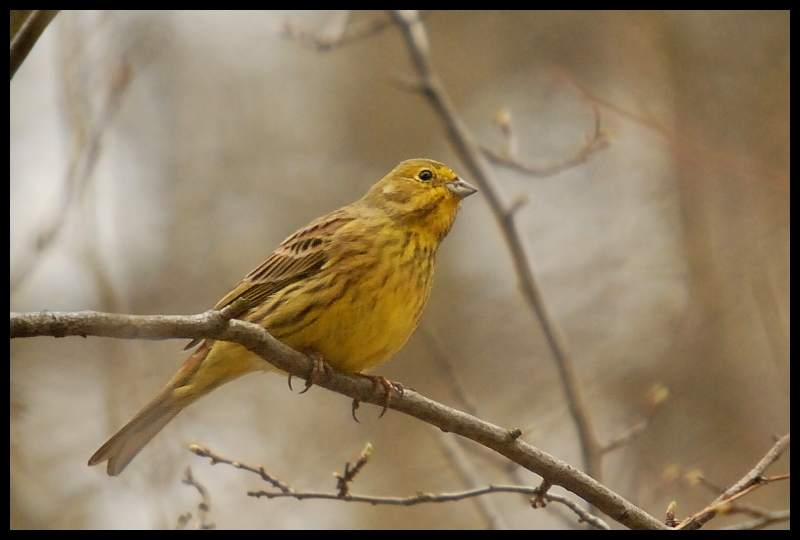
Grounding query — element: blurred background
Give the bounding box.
[10,11,789,529]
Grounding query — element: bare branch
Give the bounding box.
[676,433,790,530]
[531,478,552,509]
[533,490,611,530]
[190,445,292,492]
[251,484,537,505]
[714,434,791,500]
[722,509,790,530]
[10,10,60,80]
[481,101,609,177]
[283,7,609,493]
[177,467,215,530]
[334,443,373,498]
[10,309,665,529]
[389,8,605,485]
[191,443,609,529]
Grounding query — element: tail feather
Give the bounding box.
[88,342,214,476]
[88,340,263,476]
[88,391,183,476]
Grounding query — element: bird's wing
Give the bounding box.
[212,209,356,314]
[184,209,356,351]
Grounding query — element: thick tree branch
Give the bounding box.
[10,309,664,529]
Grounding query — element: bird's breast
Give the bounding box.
[267,231,436,373]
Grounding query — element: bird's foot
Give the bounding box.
[287,350,331,394]
[350,374,404,422]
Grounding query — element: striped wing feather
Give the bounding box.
[183,211,354,351]
[213,210,355,316]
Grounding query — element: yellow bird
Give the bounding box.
[88,158,477,476]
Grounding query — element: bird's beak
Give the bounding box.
[446,177,478,199]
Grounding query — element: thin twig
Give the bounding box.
[191,445,292,492]
[531,478,553,508]
[10,309,665,529]
[280,7,607,487]
[334,443,373,498]
[250,483,537,505]
[388,9,605,484]
[533,491,611,530]
[481,101,609,177]
[178,467,215,530]
[704,497,790,527]
[676,433,790,530]
[722,509,790,530]
[192,444,610,528]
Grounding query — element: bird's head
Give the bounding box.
[363,158,477,241]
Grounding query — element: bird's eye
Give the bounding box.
[418,170,433,181]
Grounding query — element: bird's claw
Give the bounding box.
[288,350,330,394]
[351,374,404,421]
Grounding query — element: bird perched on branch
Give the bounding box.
[89,158,477,476]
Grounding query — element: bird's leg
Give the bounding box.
[351,374,404,420]
[287,349,331,394]
[285,354,403,421]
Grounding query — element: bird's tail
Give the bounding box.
[89,340,261,476]
[87,385,184,476]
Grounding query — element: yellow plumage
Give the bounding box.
[88,158,476,476]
